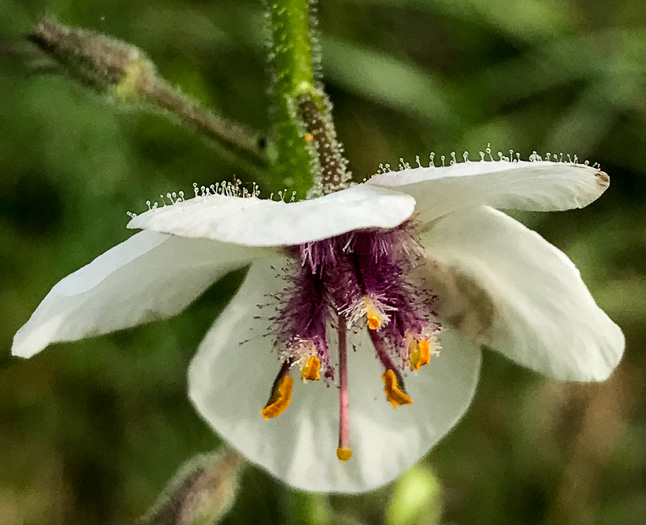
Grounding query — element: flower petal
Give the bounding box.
[189,260,481,493]
[13,231,262,358]
[419,206,624,381]
[367,160,609,223]
[128,184,416,246]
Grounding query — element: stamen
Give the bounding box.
[382,370,413,409]
[261,362,294,420]
[337,317,352,461]
[369,329,414,409]
[410,340,431,371]
[301,355,321,381]
[363,296,383,330]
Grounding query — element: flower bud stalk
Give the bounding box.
[28,16,268,175]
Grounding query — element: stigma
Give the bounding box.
[337,447,352,461]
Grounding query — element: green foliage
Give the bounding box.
[1,0,645,524]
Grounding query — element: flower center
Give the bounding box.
[261,223,441,461]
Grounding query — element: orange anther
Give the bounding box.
[261,376,294,420]
[367,314,381,330]
[364,296,383,330]
[382,370,413,409]
[410,340,431,371]
[301,355,321,381]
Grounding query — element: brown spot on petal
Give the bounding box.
[421,259,495,343]
[596,170,610,189]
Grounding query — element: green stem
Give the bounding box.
[141,81,269,179]
[267,0,320,197]
[29,16,269,180]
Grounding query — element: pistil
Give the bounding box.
[336,317,352,461]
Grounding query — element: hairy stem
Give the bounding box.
[266,0,320,196]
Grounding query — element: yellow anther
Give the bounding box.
[410,340,431,371]
[367,314,381,330]
[261,376,294,420]
[301,355,321,381]
[337,447,352,461]
[382,370,413,409]
[305,132,313,142]
[364,296,382,330]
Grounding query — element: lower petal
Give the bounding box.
[420,206,624,381]
[189,260,481,493]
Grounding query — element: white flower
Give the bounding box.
[12,158,624,494]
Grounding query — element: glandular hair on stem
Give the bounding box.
[298,93,351,197]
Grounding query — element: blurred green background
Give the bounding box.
[1,0,645,523]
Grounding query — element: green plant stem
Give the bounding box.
[141,81,269,179]
[28,16,269,180]
[267,0,320,196]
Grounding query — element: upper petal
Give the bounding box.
[127,184,416,246]
[419,206,624,381]
[13,230,262,358]
[189,259,481,493]
[367,160,609,223]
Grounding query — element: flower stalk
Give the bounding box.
[28,16,268,178]
[140,81,269,176]
[266,0,324,196]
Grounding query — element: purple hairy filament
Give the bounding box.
[262,222,442,461]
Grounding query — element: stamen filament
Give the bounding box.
[336,316,352,462]
[261,361,294,420]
